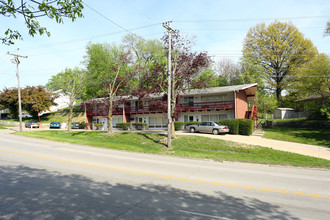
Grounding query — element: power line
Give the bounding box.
[174,15,330,23]
[182,27,324,31]
[20,23,162,51]
[82,1,135,35]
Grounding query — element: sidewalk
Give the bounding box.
[177,132,330,160]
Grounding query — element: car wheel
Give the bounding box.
[212,129,219,135]
[189,127,195,133]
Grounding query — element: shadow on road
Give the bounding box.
[0,165,299,219]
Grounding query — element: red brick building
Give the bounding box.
[85,83,258,130]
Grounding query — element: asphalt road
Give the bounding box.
[0,132,330,219]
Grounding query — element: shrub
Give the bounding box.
[132,122,147,130]
[219,119,239,135]
[174,121,184,131]
[94,123,103,130]
[185,121,200,126]
[238,119,254,136]
[116,122,131,130]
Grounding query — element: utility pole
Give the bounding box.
[7,49,28,132]
[163,21,174,148]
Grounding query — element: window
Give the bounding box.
[201,114,227,122]
[112,118,123,128]
[219,114,227,120]
[210,114,219,122]
[201,94,227,102]
[201,115,209,122]
[184,97,194,103]
[149,116,167,128]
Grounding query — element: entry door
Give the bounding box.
[184,115,194,122]
[135,117,143,123]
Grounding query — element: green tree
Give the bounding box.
[190,68,218,88]
[0,0,84,45]
[324,21,330,37]
[122,34,166,97]
[294,53,329,99]
[46,67,86,132]
[255,91,278,118]
[292,53,330,118]
[242,21,317,102]
[84,43,135,135]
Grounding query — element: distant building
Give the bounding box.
[295,91,329,119]
[273,108,295,119]
[40,90,72,115]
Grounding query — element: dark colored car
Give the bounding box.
[25,121,40,128]
[50,121,61,129]
[71,122,84,129]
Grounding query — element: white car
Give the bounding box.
[22,113,32,118]
[186,122,229,135]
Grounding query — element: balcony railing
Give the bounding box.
[177,100,235,112]
[87,100,235,116]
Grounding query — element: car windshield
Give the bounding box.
[213,122,220,126]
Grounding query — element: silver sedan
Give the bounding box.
[186,122,229,135]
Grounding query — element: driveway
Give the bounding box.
[177,132,330,160]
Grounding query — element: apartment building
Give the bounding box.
[85,83,258,130]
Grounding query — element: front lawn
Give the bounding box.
[16,131,330,168]
[263,127,330,148]
[0,124,12,129]
[6,110,85,124]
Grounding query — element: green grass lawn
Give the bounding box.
[0,124,12,129]
[16,131,330,168]
[6,111,85,124]
[263,127,330,148]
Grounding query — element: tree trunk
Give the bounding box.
[67,97,74,132]
[275,87,282,103]
[107,94,114,135]
[170,96,176,139]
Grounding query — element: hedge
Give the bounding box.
[174,121,184,131]
[219,119,239,135]
[116,122,131,130]
[218,119,254,136]
[237,119,254,136]
[94,123,103,130]
[132,122,148,130]
[185,121,200,126]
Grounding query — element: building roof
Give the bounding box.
[275,108,295,111]
[85,83,258,102]
[295,91,330,102]
[183,83,258,96]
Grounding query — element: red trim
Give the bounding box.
[87,100,235,116]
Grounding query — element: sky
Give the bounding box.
[0,0,329,90]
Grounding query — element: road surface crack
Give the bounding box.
[113,194,153,219]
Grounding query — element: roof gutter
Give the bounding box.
[234,90,237,119]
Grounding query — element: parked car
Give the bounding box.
[25,121,40,128]
[186,121,229,135]
[22,113,32,118]
[50,121,61,129]
[71,122,84,129]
